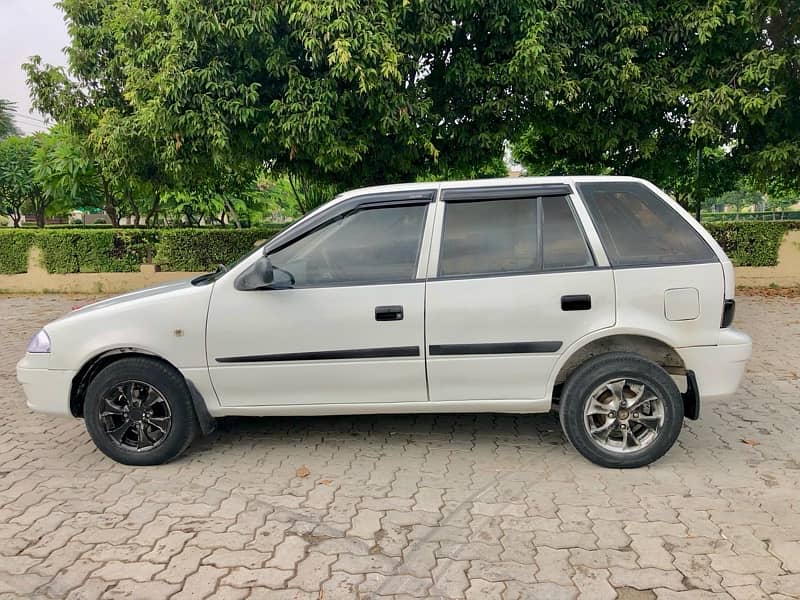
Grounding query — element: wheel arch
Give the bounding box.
[70,349,216,433]
[70,348,169,417]
[550,332,688,404]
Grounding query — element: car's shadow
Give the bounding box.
[190,411,568,454]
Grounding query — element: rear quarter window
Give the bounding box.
[576,181,717,267]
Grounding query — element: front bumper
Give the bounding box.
[678,328,753,402]
[16,354,75,417]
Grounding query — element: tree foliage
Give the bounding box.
[19,0,799,224]
[510,0,799,209]
[26,0,515,198]
[0,136,42,227]
[0,100,20,140]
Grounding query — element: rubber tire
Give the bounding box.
[84,357,198,466]
[559,352,684,468]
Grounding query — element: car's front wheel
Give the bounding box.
[559,352,684,468]
[84,357,198,466]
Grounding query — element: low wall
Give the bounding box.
[2,236,799,294]
[0,248,202,294]
[735,230,800,287]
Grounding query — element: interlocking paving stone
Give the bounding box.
[0,293,798,598]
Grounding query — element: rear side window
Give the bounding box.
[438,194,594,277]
[542,196,594,269]
[439,197,538,277]
[577,181,716,267]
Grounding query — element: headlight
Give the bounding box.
[27,329,51,353]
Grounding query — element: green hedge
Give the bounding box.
[0,230,37,274]
[704,221,798,267]
[154,226,286,271]
[36,229,160,273]
[0,227,285,274]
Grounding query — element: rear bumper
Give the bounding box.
[678,328,752,402]
[16,355,74,417]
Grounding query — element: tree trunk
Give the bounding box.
[287,173,309,214]
[36,206,45,228]
[223,197,242,229]
[101,178,120,227]
[145,191,161,227]
[105,204,120,227]
[11,208,21,227]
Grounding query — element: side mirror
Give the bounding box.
[235,254,295,291]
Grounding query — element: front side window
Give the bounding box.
[439,197,539,277]
[577,181,716,267]
[269,203,427,286]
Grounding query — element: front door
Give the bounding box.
[206,194,434,407]
[425,186,616,402]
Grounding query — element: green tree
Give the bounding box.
[0,135,59,228]
[716,190,764,218]
[509,1,798,210]
[0,100,20,140]
[31,126,103,219]
[24,0,167,226]
[0,136,35,226]
[689,2,800,189]
[27,0,517,203]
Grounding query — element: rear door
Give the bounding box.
[424,184,616,402]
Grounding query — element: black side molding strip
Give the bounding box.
[442,184,571,202]
[216,346,420,363]
[429,341,562,356]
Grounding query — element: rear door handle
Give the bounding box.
[375,305,404,321]
[561,294,591,311]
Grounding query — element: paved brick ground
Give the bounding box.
[1,294,799,600]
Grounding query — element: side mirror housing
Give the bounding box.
[235,254,294,291]
[253,255,274,285]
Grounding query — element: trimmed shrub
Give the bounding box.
[0,230,37,274]
[36,229,160,273]
[704,221,799,267]
[154,226,287,271]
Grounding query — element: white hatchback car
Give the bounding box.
[18,177,751,468]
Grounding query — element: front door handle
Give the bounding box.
[561,294,591,311]
[375,305,404,321]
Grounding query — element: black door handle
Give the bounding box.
[375,305,404,321]
[561,294,591,311]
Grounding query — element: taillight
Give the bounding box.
[721,299,735,328]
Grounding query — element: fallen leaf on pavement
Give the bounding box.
[741,439,760,446]
[296,465,311,478]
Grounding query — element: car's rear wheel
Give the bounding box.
[84,357,198,466]
[559,352,684,468]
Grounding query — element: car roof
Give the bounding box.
[337,175,644,200]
